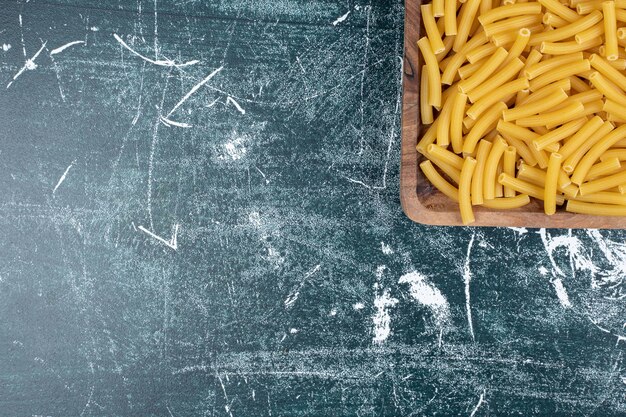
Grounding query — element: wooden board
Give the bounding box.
[399,0,626,229]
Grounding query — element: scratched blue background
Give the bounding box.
[1,0,626,416]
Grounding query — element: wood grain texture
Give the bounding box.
[400,0,626,228]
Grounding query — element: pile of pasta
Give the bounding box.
[417,0,626,224]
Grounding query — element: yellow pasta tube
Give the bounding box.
[588,71,626,106]
[425,150,463,184]
[467,58,524,102]
[569,75,592,92]
[531,117,590,150]
[427,144,465,170]
[450,92,468,153]
[575,22,604,44]
[543,12,569,27]
[471,140,493,204]
[420,66,434,125]
[562,120,615,172]
[616,8,626,22]
[517,162,579,196]
[416,120,440,154]
[458,59,487,79]
[459,157,478,224]
[603,1,619,61]
[544,152,563,214]
[540,37,603,54]
[482,194,531,208]
[466,78,528,119]
[499,133,539,165]
[458,48,508,92]
[483,136,509,199]
[418,38,442,108]
[478,2,542,25]
[437,36,457,62]
[503,88,568,121]
[578,169,626,194]
[515,101,584,127]
[436,97,455,147]
[528,60,590,91]
[502,28,532,66]
[588,54,626,89]
[422,4,447,54]
[491,24,544,46]
[519,79,572,105]
[539,0,581,22]
[552,89,603,110]
[420,160,460,202]
[607,59,626,70]
[574,191,626,204]
[586,157,622,180]
[442,31,488,84]
[601,149,626,161]
[498,173,566,203]
[529,11,603,46]
[466,43,498,64]
[445,0,458,35]
[567,200,626,215]
[603,99,626,120]
[571,124,626,184]
[434,0,446,16]
[483,15,542,37]
[463,102,508,153]
[503,146,517,197]
[524,52,584,79]
[454,0,482,51]
[546,116,603,157]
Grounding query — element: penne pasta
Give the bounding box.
[421,161,460,202]
[544,152,563,214]
[562,120,615,172]
[422,4,447,54]
[450,92,468,153]
[484,136,509,199]
[567,200,626,215]
[514,101,584,127]
[603,1,619,61]
[459,157,478,224]
[418,37,443,108]
[420,66,434,125]
[482,194,531,208]
[503,146,518,197]
[471,140,493,204]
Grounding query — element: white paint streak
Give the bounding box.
[353,302,364,310]
[53,161,75,194]
[138,224,179,250]
[167,66,224,117]
[7,42,47,89]
[464,233,476,341]
[381,241,394,255]
[372,287,398,344]
[159,115,192,128]
[332,11,351,26]
[552,278,572,308]
[509,227,528,235]
[284,264,321,309]
[399,271,450,327]
[469,390,486,417]
[50,40,85,56]
[113,34,199,68]
[226,96,246,115]
[2,44,10,52]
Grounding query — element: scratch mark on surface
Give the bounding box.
[7,41,47,89]
[50,40,85,56]
[255,167,269,184]
[18,14,26,58]
[464,233,476,341]
[53,160,75,195]
[226,96,246,114]
[284,264,321,309]
[160,115,192,128]
[166,66,224,116]
[79,386,95,417]
[332,11,351,26]
[469,390,486,417]
[138,224,179,250]
[552,278,572,308]
[113,34,198,68]
[217,374,234,417]
[381,241,394,255]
